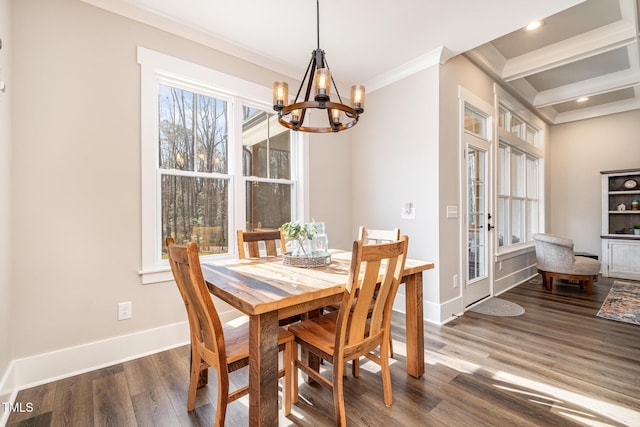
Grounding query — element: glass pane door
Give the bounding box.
[468,147,487,281]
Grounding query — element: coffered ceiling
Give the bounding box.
[467,0,640,124]
[84,0,640,124]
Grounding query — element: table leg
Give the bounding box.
[249,311,280,426]
[404,272,424,378]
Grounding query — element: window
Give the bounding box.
[158,84,231,256]
[242,107,294,230]
[139,48,306,283]
[498,105,540,148]
[496,96,543,250]
[498,143,538,247]
[464,106,487,138]
[497,144,541,248]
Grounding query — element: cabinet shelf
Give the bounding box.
[609,190,640,195]
[601,169,640,280]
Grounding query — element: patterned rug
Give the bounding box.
[597,281,640,326]
[468,297,525,316]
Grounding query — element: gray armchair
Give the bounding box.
[532,233,600,294]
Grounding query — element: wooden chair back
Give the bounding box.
[358,226,401,244]
[337,236,408,361]
[166,240,228,380]
[237,228,286,259]
[166,237,199,348]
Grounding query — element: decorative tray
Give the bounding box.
[283,252,331,268]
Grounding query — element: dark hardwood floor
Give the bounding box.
[8,276,640,426]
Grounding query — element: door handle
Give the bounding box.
[488,224,495,231]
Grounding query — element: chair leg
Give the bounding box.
[215,369,230,427]
[187,347,200,411]
[380,331,393,407]
[584,277,594,295]
[351,358,359,378]
[333,357,347,426]
[292,342,299,404]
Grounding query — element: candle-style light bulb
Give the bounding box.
[314,68,331,100]
[350,85,365,112]
[291,108,301,125]
[331,109,341,124]
[273,82,288,110]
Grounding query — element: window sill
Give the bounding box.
[495,242,535,262]
[140,253,237,284]
[139,266,173,285]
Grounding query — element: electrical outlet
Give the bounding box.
[118,301,132,320]
[453,274,459,288]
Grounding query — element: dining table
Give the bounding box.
[201,249,434,426]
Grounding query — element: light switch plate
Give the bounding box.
[401,207,416,220]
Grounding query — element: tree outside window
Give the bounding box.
[159,84,230,256]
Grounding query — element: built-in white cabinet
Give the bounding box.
[601,169,640,280]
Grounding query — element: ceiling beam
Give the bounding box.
[502,20,637,82]
[553,96,640,123]
[533,69,640,107]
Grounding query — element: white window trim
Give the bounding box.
[493,84,545,257]
[137,47,308,284]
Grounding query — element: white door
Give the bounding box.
[459,94,494,308]
[465,140,492,306]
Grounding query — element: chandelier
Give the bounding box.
[272,0,365,133]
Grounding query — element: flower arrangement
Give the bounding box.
[282,221,318,257]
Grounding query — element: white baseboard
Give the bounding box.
[393,288,461,326]
[0,320,191,426]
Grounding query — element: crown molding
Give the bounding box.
[365,46,454,93]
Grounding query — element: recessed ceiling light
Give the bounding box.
[526,21,542,31]
[577,97,589,103]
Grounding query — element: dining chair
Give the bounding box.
[358,226,401,244]
[166,238,294,425]
[237,228,287,259]
[236,228,303,327]
[288,236,409,426]
[351,226,402,375]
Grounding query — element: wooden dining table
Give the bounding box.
[201,250,434,426]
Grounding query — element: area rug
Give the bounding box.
[597,281,640,326]
[468,297,525,316]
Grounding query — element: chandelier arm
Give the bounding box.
[298,53,318,126]
[293,54,316,103]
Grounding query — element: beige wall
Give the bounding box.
[10,0,350,359]
[351,67,440,307]
[308,132,353,250]
[549,110,640,256]
[0,0,13,406]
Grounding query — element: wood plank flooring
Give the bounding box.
[7,276,640,426]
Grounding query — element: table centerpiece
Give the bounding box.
[281,220,330,267]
